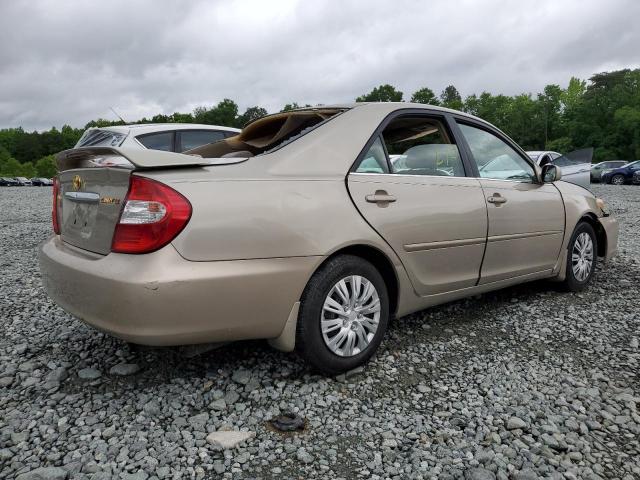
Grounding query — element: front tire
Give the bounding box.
[296,255,389,375]
[561,222,597,292]
[610,174,625,185]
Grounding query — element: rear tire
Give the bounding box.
[610,174,625,185]
[296,255,389,375]
[561,222,597,292]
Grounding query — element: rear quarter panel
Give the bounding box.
[160,177,399,262]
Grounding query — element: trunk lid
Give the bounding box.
[57,168,131,255]
[54,147,248,255]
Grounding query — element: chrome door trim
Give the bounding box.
[487,230,563,243]
[404,237,486,252]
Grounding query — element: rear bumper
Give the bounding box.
[599,215,618,262]
[39,236,318,345]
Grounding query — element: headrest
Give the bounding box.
[404,144,442,170]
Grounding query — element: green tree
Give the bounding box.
[410,87,440,105]
[440,85,463,110]
[19,162,36,178]
[356,84,403,102]
[0,157,23,176]
[169,112,195,123]
[193,99,239,127]
[35,155,58,178]
[281,103,300,112]
[562,77,586,111]
[237,106,268,126]
[614,106,640,159]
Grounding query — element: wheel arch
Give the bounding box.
[579,213,607,258]
[315,244,400,316]
[267,243,400,353]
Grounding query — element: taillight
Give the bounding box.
[52,177,60,234]
[111,176,192,254]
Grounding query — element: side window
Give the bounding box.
[178,130,226,152]
[551,156,571,167]
[383,116,465,176]
[137,132,173,151]
[354,137,389,173]
[458,123,535,182]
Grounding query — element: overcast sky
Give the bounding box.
[1,0,638,130]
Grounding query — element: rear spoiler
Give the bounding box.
[55,146,248,172]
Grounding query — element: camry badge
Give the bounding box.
[100,196,121,205]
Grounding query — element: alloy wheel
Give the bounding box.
[572,232,594,282]
[611,175,624,185]
[321,275,380,357]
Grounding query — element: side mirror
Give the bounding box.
[541,164,562,183]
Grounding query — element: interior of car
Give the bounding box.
[355,116,465,176]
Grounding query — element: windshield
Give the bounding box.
[76,129,127,148]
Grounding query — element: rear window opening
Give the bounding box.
[186,108,346,158]
[76,129,126,148]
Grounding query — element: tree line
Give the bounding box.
[1,68,638,177]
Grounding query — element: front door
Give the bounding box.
[347,113,488,296]
[456,122,565,284]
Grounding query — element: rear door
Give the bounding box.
[347,112,488,296]
[455,121,565,284]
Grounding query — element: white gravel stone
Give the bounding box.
[507,417,527,430]
[108,363,140,376]
[15,467,68,480]
[206,430,255,449]
[77,368,101,380]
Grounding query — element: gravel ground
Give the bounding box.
[0,184,638,480]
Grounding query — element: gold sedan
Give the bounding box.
[39,103,618,374]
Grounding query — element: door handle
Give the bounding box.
[365,190,396,205]
[487,193,507,205]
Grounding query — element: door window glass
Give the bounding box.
[458,123,535,182]
[383,116,465,176]
[354,137,389,173]
[178,130,226,152]
[136,132,173,151]
[551,156,571,167]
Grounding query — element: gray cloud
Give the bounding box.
[1,0,638,130]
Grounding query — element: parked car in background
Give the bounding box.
[633,170,640,185]
[13,177,32,186]
[75,123,241,153]
[0,177,19,186]
[31,177,53,186]
[591,160,628,182]
[526,150,591,189]
[601,160,640,185]
[40,103,618,374]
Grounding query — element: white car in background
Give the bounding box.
[527,150,591,189]
[75,123,240,153]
